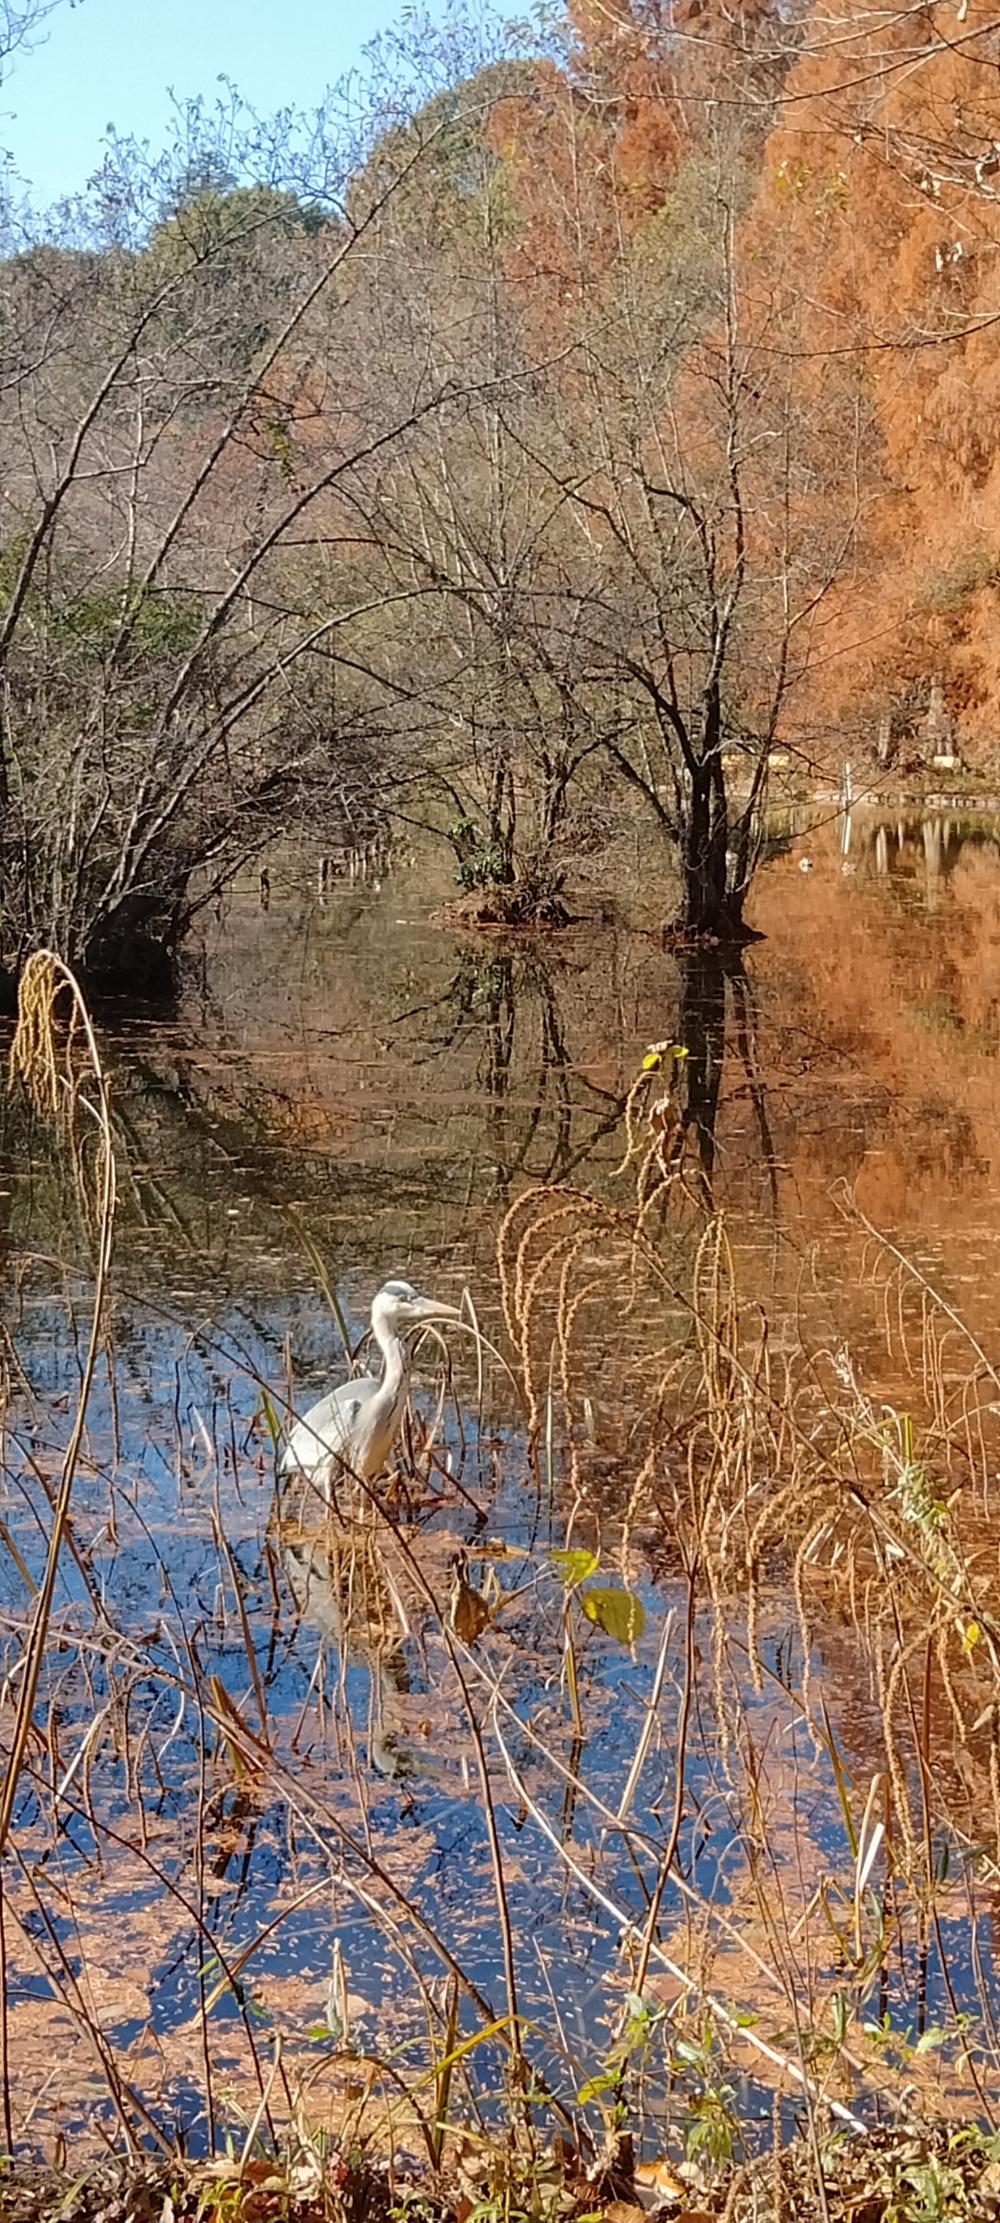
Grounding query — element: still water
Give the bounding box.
[2,807,1000,2159]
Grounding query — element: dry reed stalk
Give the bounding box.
[629,1562,697,2003]
[0,953,116,1863]
[497,1052,1000,2037]
[489,1707,870,2133]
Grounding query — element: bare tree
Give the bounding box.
[492,98,866,939]
[0,0,63,85]
[341,115,861,935]
[0,78,526,991]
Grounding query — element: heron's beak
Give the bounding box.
[412,1296,462,1323]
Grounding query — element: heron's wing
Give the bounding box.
[280,1375,378,1476]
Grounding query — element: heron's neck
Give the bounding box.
[373,1324,410,1409]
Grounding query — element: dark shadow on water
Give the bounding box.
[645,946,778,1221]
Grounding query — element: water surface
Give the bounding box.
[3,808,1000,2159]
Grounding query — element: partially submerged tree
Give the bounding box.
[323,13,861,940]
[531,183,862,940]
[481,12,864,940]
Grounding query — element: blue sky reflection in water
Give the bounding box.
[2,815,1000,2151]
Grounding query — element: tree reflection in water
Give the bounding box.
[446,946,627,1195]
[637,947,777,1221]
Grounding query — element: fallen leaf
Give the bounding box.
[450,1568,491,1643]
[634,2157,687,2203]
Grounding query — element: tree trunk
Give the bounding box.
[487,755,515,885]
[670,747,760,941]
[675,755,731,936]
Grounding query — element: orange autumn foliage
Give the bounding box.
[497,0,1000,762]
[739,0,1000,754]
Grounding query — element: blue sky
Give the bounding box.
[1,0,426,203]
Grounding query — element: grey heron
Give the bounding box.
[279,1278,461,1495]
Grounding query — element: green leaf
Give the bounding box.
[576,2072,616,2104]
[259,1387,282,1452]
[551,1547,599,1587]
[642,1050,662,1072]
[579,1584,645,1644]
[914,2025,948,2054]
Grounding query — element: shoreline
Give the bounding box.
[4,2116,1000,2223]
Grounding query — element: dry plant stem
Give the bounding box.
[238,2038,285,2172]
[468,1636,827,2025]
[0,1864,12,2153]
[0,953,116,1861]
[488,1711,870,2135]
[631,1560,697,2003]
[213,1512,271,1745]
[726,1716,833,2223]
[25,1754,296,2108]
[563,1597,583,1742]
[845,1191,1000,1402]
[298,2041,441,2171]
[6,1840,167,2155]
[611,1606,676,1841]
[13,1577,501,2058]
[894,1597,996,2124]
[15,1433,106,1616]
[429,1974,460,2173]
[499,1132,1000,2117]
[393,1571,529,2114]
[173,1659,510,2042]
[191,1631,219,2151]
[124,1487,271,2132]
[515,1185,1000,1654]
[275,1427,532,2115]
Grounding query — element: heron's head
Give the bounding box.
[372,1279,461,1338]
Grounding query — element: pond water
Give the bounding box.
[3,806,1000,2163]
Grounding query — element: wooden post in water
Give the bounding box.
[840,760,854,856]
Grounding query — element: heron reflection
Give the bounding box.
[284,1525,460,1787]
